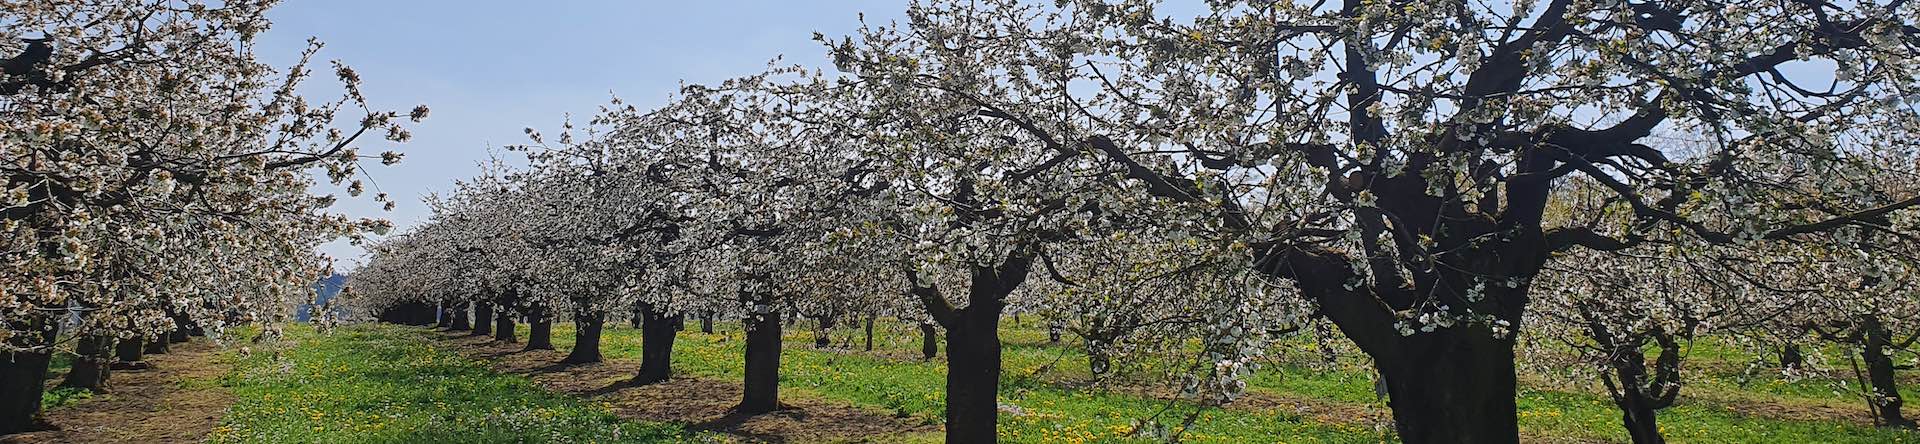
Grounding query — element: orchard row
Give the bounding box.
[347,1,1920,444]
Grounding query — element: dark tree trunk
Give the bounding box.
[493,307,517,343]
[943,303,1004,444]
[60,335,114,393]
[377,301,436,325]
[930,260,1029,444]
[701,312,715,333]
[738,304,782,414]
[1780,343,1804,370]
[0,322,56,434]
[471,302,494,337]
[1087,340,1112,376]
[919,322,939,360]
[1584,314,1683,444]
[1862,315,1912,428]
[449,302,472,331]
[562,310,605,364]
[113,337,149,370]
[634,303,682,386]
[165,308,193,343]
[1368,329,1520,444]
[115,337,144,362]
[524,305,554,351]
[864,316,876,352]
[1254,232,1545,444]
[0,352,52,434]
[1618,393,1664,444]
[143,335,168,354]
[814,314,836,349]
[1607,356,1671,444]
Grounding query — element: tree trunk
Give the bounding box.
[814,314,835,349]
[524,306,554,351]
[471,302,494,337]
[60,335,114,393]
[919,322,938,360]
[1088,341,1112,376]
[115,337,144,363]
[165,308,193,343]
[113,337,149,370]
[0,351,53,434]
[143,335,168,355]
[1862,316,1912,427]
[1613,391,1665,444]
[1367,328,1520,444]
[865,316,876,352]
[634,304,682,386]
[1600,345,1668,444]
[915,257,1034,444]
[0,322,56,434]
[942,283,1010,443]
[738,306,782,414]
[1780,343,1804,370]
[701,312,715,334]
[1257,238,1540,444]
[449,302,472,331]
[1617,391,1665,444]
[562,310,605,364]
[493,307,517,343]
[1585,315,1683,444]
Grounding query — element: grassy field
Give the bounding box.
[210,325,691,444]
[178,320,1920,443]
[555,319,1918,444]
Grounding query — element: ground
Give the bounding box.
[1,340,234,444]
[2,321,1916,443]
[443,331,940,442]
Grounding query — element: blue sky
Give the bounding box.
[254,1,909,266]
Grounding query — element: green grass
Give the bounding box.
[560,322,1387,443]
[216,320,1916,443]
[211,324,693,444]
[39,386,93,410]
[547,319,1920,443]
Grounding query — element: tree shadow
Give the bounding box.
[687,405,803,443]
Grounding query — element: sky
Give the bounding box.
[252,1,910,267]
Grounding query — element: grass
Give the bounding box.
[39,386,93,410]
[545,318,1919,443]
[563,322,1388,444]
[202,320,1918,443]
[210,324,694,444]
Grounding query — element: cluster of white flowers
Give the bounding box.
[3,2,423,354]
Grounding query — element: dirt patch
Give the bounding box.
[431,330,940,443]
[1228,391,1390,427]
[2,340,236,444]
[1690,393,1876,426]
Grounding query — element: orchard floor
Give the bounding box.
[6,322,1919,443]
[438,332,940,443]
[1,340,235,444]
